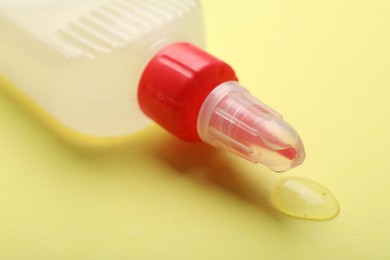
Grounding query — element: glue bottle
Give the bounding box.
[0,0,305,172]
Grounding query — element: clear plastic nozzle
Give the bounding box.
[197,81,305,172]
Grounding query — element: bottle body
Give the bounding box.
[0,0,204,136]
[1,0,306,170]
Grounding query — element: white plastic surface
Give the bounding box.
[197,81,306,172]
[0,0,204,136]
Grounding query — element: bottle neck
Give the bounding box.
[137,42,237,142]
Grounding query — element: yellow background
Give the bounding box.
[1,0,390,258]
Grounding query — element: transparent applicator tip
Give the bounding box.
[197,81,306,172]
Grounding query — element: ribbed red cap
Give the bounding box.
[138,42,238,142]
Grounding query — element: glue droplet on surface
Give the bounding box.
[272,177,340,220]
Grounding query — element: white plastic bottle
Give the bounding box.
[0,0,204,135]
[0,0,305,171]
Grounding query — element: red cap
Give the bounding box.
[138,42,238,142]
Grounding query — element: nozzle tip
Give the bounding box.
[198,81,306,172]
